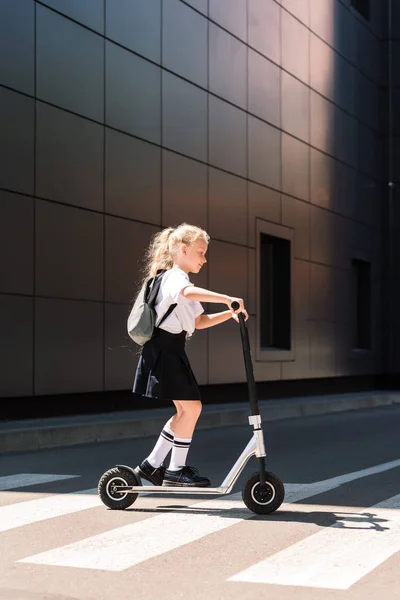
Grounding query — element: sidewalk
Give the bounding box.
[1,391,400,454]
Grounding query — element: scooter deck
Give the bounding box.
[117,485,230,494]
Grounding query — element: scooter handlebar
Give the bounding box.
[231,301,245,325]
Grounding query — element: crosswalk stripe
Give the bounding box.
[11,459,400,573]
[0,474,79,491]
[17,494,250,571]
[0,489,99,533]
[283,458,400,501]
[228,494,400,589]
[16,484,320,572]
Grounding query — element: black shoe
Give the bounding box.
[134,460,165,486]
[162,466,211,487]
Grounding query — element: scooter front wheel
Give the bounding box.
[98,467,141,510]
[242,471,285,515]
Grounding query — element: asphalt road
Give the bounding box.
[0,404,399,600]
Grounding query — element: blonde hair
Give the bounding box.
[141,223,209,281]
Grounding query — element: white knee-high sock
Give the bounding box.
[168,436,192,471]
[146,418,174,468]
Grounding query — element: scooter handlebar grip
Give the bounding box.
[231,301,240,311]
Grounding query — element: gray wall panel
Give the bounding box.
[40,0,104,33]
[282,194,310,260]
[310,204,337,267]
[209,24,247,110]
[0,295,33,397]
[310,91,335,155]
[310,34,335,102]
[282,133,310,201]
[334,55,356,115]
[105,129,161,223]
[35,201,104,301]
[162,151,208,230]
[310,321,336,377]
[35,298,103,395]
[310,262,335,321]
[106,42,161,143]
[0,192,33,295]
[281,72,310,142]
[0,0,34,94]
[209,0,247,42]
[209,96,247,176]
[248,0,281,64]
[336,1,357,64]
[36,5,104,121]
[333,160,357,218]
[248,184,281,248]
[104,303,138,391]
[309,0,336,48]
[163,0,207,88]
[0,87,34,195]
[282,10,309,84]
[36,102,104,210]
[209,168,247,245]
[310,148,335,210]
[162,72,207,161]
[248,49,281,127]
[334,106,358,168]
[281,0,309,26]
[105,0,161,63]
[248,115,281,188]
[184,0,208,15]
[105,218,159,304]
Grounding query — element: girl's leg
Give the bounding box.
[135,407,181,485]
[145,415,175,468]
[168,400,202,470]
[164,400,210,486]
[141,399,189,471]
[170,400,202,437]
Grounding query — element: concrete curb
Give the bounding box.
[1,391,400,454]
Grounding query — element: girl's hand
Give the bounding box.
[228,297,249,321]
[231,309,249,323]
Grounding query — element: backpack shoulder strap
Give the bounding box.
[157,302,177,328]
[146,270,166,308]
[147,269,177,328]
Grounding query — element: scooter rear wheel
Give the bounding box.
[98,467,141,510]
[242,471,284,514]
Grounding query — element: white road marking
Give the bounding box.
[18,494,250,571]
[14,480,365,572]
[0,489,99,533]
[15,458,400,573]
[0,474,79,491]
[228,494,400,589]
[283,458,400,502]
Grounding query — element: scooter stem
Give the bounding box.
[232,303,268,489]
[235,310,259,416]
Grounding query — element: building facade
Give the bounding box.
[0,0,397,417]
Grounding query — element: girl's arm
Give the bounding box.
[182,286,245,314]
[195,311,232,330]
[182,286,231,305]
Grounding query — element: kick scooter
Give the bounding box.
[98,302,285,515]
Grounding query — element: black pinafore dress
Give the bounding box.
[132,328,201,402]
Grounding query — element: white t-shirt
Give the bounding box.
[155,267,204,335]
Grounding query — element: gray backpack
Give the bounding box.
[127,270,177,346]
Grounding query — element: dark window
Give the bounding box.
[260,234,291,350]
[352,259,371,349]
[351,0,370,21]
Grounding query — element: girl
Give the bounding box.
[133,223,248,487]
